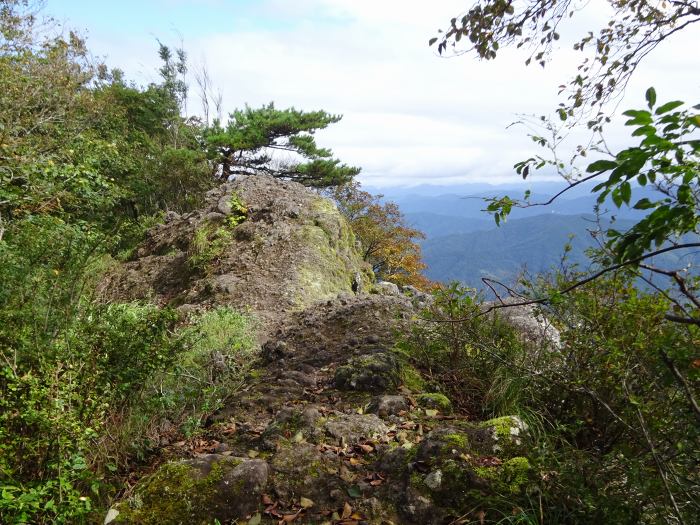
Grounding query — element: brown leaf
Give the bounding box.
[358,443,373,453]
[342,502,352,519]
[261,494,274,505]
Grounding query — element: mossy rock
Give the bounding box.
[323,413,388,445]
[416,393,452,413]
[334,352,400,393]
[113,454,268,525]
[390,422,532,521]
[477,415,529,456]
[270,442,346,507]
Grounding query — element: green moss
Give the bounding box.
[416,393,452,412]
[116,459,239,524]
[474,457,530,494]
[443,433,469,450]
[247,368,263,380]
[483,416,519,438]
[400,364,426,392]
[294,224,355,305]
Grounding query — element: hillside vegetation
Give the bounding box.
[1,2,698,525]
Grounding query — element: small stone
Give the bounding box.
[424,470,443,490]
[367,395,408,417]
[104,508,119,524]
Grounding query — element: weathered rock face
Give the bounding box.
[99,175,371,323]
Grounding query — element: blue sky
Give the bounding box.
[45,1,700,187]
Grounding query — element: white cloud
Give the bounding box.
[66,0,700,187]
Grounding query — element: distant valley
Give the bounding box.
[371,181,698,290]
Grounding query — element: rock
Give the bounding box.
[99,175,372,325]
[216,195,232,215]
[283,370,316,388]
[164,211,181,223]
[367,395,408,417]
[334,352,400,393]
[375,280,400,296]
[114,455,268,524]
[323,413,388,445]
[485,298,561,349]
[203,211,226,222]
[416,393,453,413]
[424,470,443,490]
[270,443,346,506]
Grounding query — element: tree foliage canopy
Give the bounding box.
[330,181,432,289]
[203,104,360,187]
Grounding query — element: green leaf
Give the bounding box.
[645,87,656,109]
[586,159,617,172]
[633,198,655,210]
[620,181,632,205]
[655,101,684,114]
[428,37,438,46]
[347,485,362,498]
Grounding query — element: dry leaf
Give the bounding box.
[342,502,352,519]
[299,497,314,509]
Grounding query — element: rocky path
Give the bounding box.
[108,291,530,525]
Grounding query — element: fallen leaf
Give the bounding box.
[299,497,314,509]
[247,513,261,525]
[425,409,439,418]
[248,449,259,458]
[261,494,274,505]
[292,431,304,443]
[358,443,373,453]
[341,502,352,519]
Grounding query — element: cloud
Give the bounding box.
[52,0,700,187]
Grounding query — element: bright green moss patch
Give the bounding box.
[400,363,426,392]
[417,393,452,412]
[475,456,530,494]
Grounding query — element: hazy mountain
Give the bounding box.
[404,212,492,237]
[421,213,700,290]
[421,214,612,287]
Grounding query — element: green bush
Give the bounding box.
[397,282,528,418]
[402,276,699,523]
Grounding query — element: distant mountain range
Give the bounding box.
[367,181,698,289]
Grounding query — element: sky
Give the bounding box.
[46,0,700,187]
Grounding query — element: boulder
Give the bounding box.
[113,455,268,524]
[367,395,409,417]
[334,352,401,393]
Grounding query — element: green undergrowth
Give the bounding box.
[0,219,257,524]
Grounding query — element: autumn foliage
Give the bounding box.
[329,182,433,290]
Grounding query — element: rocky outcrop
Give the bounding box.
[102,178,550,524]
[99,175,372,325]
